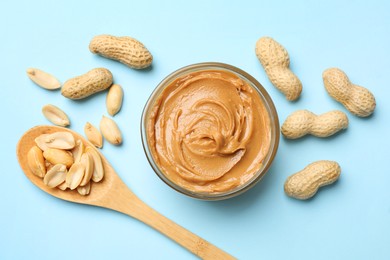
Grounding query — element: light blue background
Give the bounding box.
[1,0,389,259]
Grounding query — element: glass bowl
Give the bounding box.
[141,62,279,200]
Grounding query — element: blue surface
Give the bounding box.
[2,0,390,259]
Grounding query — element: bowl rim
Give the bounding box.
[140,62,280,200]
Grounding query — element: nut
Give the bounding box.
[27,146,46,178]
[45,161,54,172]
[86,146,104,182]
[106,84,123,116]
[71,140,84,163]
[89,35,153,69]
[35,132,75,151]
[57,181,68,190]
[61,68,113,100]
[43,164,67,188]
[323,68,376,117]
[84,122,103,148]
[43,148,74,168]
[281,110,348,139]
[66,162,85,190]
[42,104,70,127]
[284,160,341,200]
[79,152,93,186]
[100,115,122,145]
[77,182,91,196]
[26,131,103,193]
[255,37,302,101]
[26,68,61,90]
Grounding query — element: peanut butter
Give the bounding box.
[147,70,271,193]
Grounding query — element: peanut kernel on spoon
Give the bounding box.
[80,152,93,186]
[86,146,104,182]
[27,146,46,178]
[43,164,67,188]
[77,182,91,196]
[35,132,75,151]
[66,162,85,190]
[43,148,74,168]
[57,181,68,191]
[71,140,85,163]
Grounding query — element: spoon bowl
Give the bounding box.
[17,125,114,204]
[17,125,235,259]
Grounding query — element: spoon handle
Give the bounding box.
[101,181,235,259]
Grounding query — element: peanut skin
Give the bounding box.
[323,68,376,117]
[255,37,302,101]
[284,160,341,200]
[61,68,113,100]
[281,110,348,139]
[89,35,153,69]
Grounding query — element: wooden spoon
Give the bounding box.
[17,125,235,260]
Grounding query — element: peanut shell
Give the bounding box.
[89,35,153,69]
[255,37,302,101]
[61,68,113,100]
[284,160,341,200]
[323,68,376,117]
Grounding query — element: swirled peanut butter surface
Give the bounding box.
[147,70,271,193]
